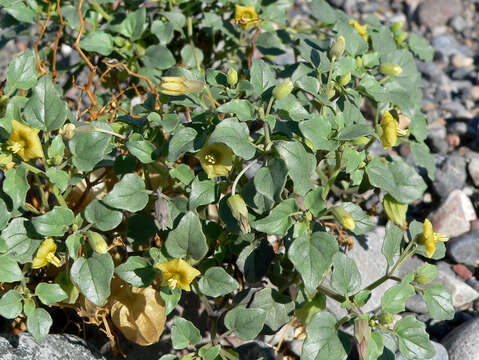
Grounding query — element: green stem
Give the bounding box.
[231,159,259,195]
[321,56,336,115]
[51,184,68,208]
[317,284,346,303]
[88,0,112,21]
[33,173,49,211]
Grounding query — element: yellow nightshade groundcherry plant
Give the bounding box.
[0,0,452,359]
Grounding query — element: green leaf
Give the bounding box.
[208,118,256,160]
[236,240,275,283]
[46,168,69,192]
[199,344,221,360]
[382,221,403,267]
[32,206,74,237]
[79,30,113,56]
[115,256,155,288]
[366,157,427,204]
[423,283,454,320]
[181,44,204,68]
[35,283,68,305]
[0,217,39,263]
[24,75,69,131]
[0,290,23,319]
[0,255,24,283]
[394,315,435,360]
[367,332,384,360]
[331,252,361,295]
[144,45,176,70]
[253,159,288,202]
[27,308,52,343]
[3,166,29,210]
[304,187,326,216]
[159,286,181,316]
[189,177,216,210]
[408,34,434,62]
[415,263,438,284]
[342,202,374,235]
[69,128,112,171]
[224,306,266,340]
[170,164,194,185]
[66,234,82,260]
[151,20,174,45]
[120,7,146,40]
[276,141,316,196]
[301,312,350,360]
[0,198,12,231]
[381,278,415,314]
[252,198,297,235]
[103,174,149,212]
[165,212,208,261]
[275,94,310,121]
[354,290,371,308]
[171,317,202,350]
[198,267,239,297]
[168,126,198,162]
[217,100,254,122]
[70,253,114,306]
[336,124,373,140]
[250,59,276,96]
[250,288,295,331]
[299,114,336,152]
[288,232,338,291]
[410,141,435,181]
[311,0,337,24]
[84,200,123,231]
[127,135,157,164]
[5,49,37,92]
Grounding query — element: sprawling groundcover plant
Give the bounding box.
[0,0,450,359]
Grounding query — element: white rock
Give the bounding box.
[431,189,476,238]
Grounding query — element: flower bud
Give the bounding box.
[355,56,363,69]
[227,68,238,87]
[332,206,355,231]
[383,194,408,228]
[330,36,345,59]
[325,86,335,99]
[378,312,394,325]
[391,21,404,34]
[227,194,250,233]
[338,72,351,86]
[380,63,403,76]
[272,80,294,100]
[59,123,76,140]
[395,32,408,45]
[159,77,204,96]
[414,263,438,285]
[353,136,370,146]
[87,231,108,254]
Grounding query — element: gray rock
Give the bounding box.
[289,339,303,357]
[326,227,395,318]
[0,333,105,360]
[443,317,479,360]
[468,157,479,187]
[397,341,448,360]
[448,122,468,136]
[447,229,479,266]
[433,155,467,199]
[431,35,472,57]
[236,341,275,360]
[450,15,468,32]
[428,136,449,155]
[405,294,429,314]
[431,189,476,238]
[418,0,462,29]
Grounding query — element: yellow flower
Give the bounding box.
[380,111,407,149]
[32,238,62,269]
[155,258,201,291]
[196,143,233,178]
[159,77,204,96]
[227,194,250,233]
[234,5,259,29]
[7,120,44,161]
[419,219,449,258]
[349,20,368,41]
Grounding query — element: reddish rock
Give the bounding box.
[453,264,473,281]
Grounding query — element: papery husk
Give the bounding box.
[109,279,166,346]
[66,168,118,212]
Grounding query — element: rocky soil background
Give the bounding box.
[2,0,479,359]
